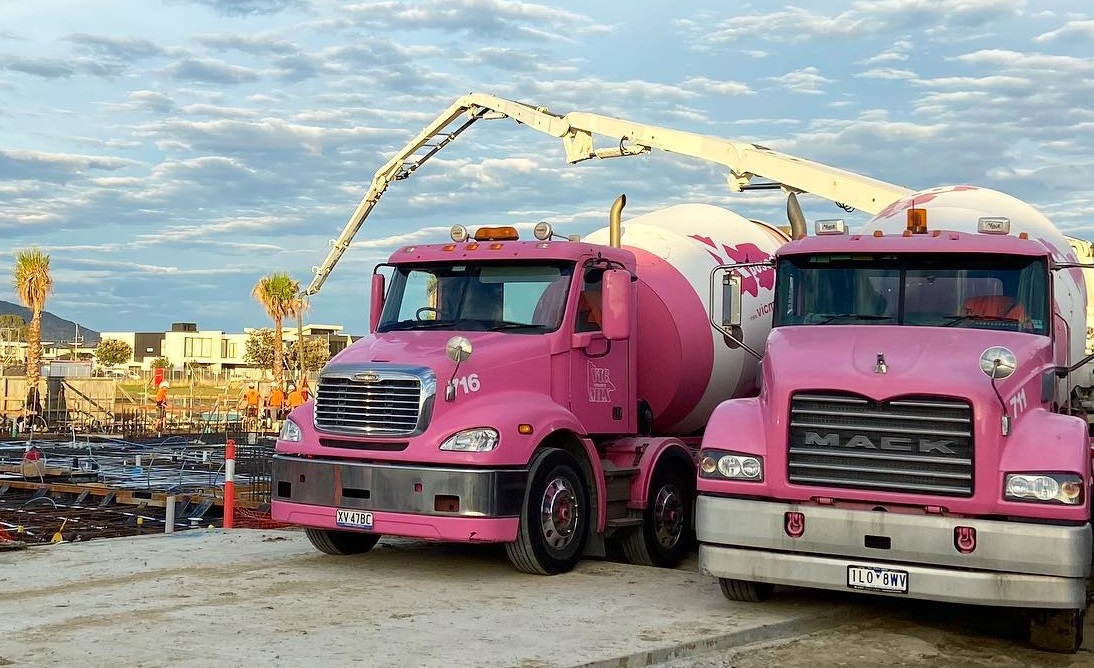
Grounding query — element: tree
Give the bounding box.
[243,328,276,374]
[95,338,133,367]
[286,336,331,376]
[0,314,27,342]
[151,357,170,369]
[252,272,301,389]
[13,248,52,392]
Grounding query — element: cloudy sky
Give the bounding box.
[2,0,1093,336]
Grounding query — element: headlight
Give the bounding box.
[439,428,499,452]
[278,419,302,443]
[1004,473,1084,505]
[699,450,763,481]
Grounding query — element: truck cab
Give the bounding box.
[272,224,640,574]
[696,186,1093,652]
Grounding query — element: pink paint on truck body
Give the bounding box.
[272,203,787,574]
[696,187,1094,650]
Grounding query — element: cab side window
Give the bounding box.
[575,269,603,332]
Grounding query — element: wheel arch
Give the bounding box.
[537,429,608,534]
[630,438,695,508]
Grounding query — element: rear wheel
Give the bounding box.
[305,528,381,555]
[622,464,693,568]
[1029,607,1085,653]
[506,448,590,575]
[718,577,774,603]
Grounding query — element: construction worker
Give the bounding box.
[267,382,285,424]
[287,383,306,412]
[154,381,169,436]
[240,381,261,422]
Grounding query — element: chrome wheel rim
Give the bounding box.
[539,475,579,550]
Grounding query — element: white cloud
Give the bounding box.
[769,67,834,95]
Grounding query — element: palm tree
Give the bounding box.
[252,272,300,389]
[13,248,53,402]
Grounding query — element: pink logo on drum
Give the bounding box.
[689,235,774,297]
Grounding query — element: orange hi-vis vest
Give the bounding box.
[269,387,284,407]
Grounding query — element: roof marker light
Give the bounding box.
[978,217,1010,235]
[450,225,469,242]
[474,226,519,241]
[814,219,847,235]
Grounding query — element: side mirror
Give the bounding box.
[369,273,386,333]
[721,271,743,328]
[601,269,632,341]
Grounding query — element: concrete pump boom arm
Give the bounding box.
[305,92,912,296]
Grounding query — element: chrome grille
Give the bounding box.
[788,392,973,497]
[315,368,428,436]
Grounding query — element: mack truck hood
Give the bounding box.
[763,326,1051,401]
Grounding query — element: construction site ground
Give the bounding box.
[3,531,1093,668]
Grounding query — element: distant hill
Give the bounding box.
[0,300,101,345]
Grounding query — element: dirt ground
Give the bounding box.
[2,530,1092,668]
[658,594,1094,668]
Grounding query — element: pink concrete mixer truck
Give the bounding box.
[269,93,908,574]
[697,185,1094,651]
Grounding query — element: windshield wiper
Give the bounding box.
[380,319,458,332]
[943,315,1020,327]
[486,321,544,331]
[814,314,894,325]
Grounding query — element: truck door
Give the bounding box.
[569,267,631,434]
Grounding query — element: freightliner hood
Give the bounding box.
[284,330,560,465]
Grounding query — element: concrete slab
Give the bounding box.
[0,530,860,667]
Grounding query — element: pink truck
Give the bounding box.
[271,198,788,574]
[697,185,1093,651]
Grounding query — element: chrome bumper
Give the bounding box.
[697,496,1092,609]
[272,454,527,517]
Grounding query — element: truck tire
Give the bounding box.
[506,448,590,575]
[1029,608,1085,653]
[718,577,774,602]
[305,528,381,555]
[621,464,693,568]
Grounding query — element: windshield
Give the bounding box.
[773,252,1049,335]
[377,261,575,333]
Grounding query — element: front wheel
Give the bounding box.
[506,448,590,575]
[622,464,693,568]
[1029,607,1085,653]
[305,528,381,555]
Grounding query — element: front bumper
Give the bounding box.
[697,496,1092,609]
[271,454,527,543]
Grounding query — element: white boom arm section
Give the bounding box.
[306,92,912,295]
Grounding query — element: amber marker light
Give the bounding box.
[1060,480,1084,503]
[907,207,928,234]
[518,424,533,435]
[474,226,519,241]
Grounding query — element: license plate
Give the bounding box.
[847,565,908,593]
[335,509,374,530]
